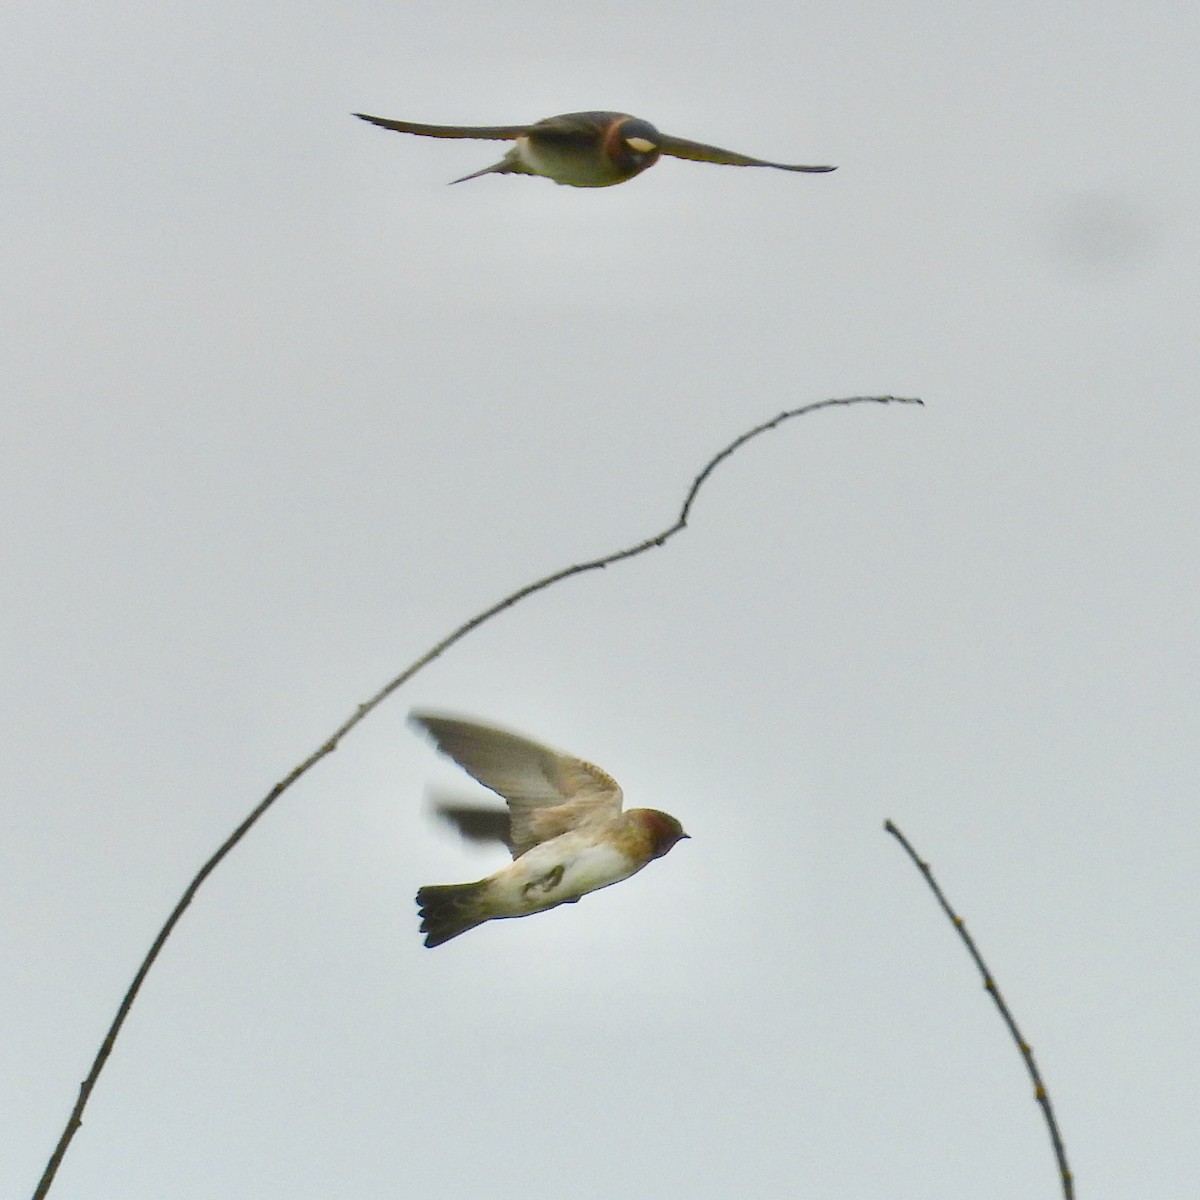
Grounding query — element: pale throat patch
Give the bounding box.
[625,136,657,153]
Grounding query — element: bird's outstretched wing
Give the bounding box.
[354,114,529,141]
[658,134,836,173]
[411,713,623,857]
[432,798,513,851]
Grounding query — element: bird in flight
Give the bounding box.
[411,712,688,947]
[354,109,836,188]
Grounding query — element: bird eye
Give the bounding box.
[625,136,657,154]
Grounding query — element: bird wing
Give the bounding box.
[432,799,513,851]
[658,133,836,173]
[354,114,529,140]
[411,713,623,858]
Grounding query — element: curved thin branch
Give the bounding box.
[32,394,921,1199]
[884,819,1074,1199]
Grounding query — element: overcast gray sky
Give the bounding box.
[4,2,1198,1197]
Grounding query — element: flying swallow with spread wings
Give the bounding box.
[411,712,688,947]
[355,110,836,187]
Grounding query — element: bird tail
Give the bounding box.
[449,159,509,184]
[416,880,490,948]
[449,147,536,185]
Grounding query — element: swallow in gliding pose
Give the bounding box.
[354,109,837,187]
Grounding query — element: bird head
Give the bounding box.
[605,116,663,178]
[631,808,689,859]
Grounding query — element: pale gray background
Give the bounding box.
[4,2,1197,1197]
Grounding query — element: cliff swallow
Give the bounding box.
[354,110,836,187]
[411,712,688,947]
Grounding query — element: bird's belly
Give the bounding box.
[557,842,637,896]
[516,137,622,187]
[498,839,636,914]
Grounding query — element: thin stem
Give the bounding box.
[31,395,921,1198]
[884,819,1074,1199]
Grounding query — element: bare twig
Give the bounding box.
[32,395,921,1198]
[884,819,1074,1199]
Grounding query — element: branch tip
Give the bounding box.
[885,820,1074,1199]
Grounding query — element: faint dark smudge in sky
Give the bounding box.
[1038,190,1159,276]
